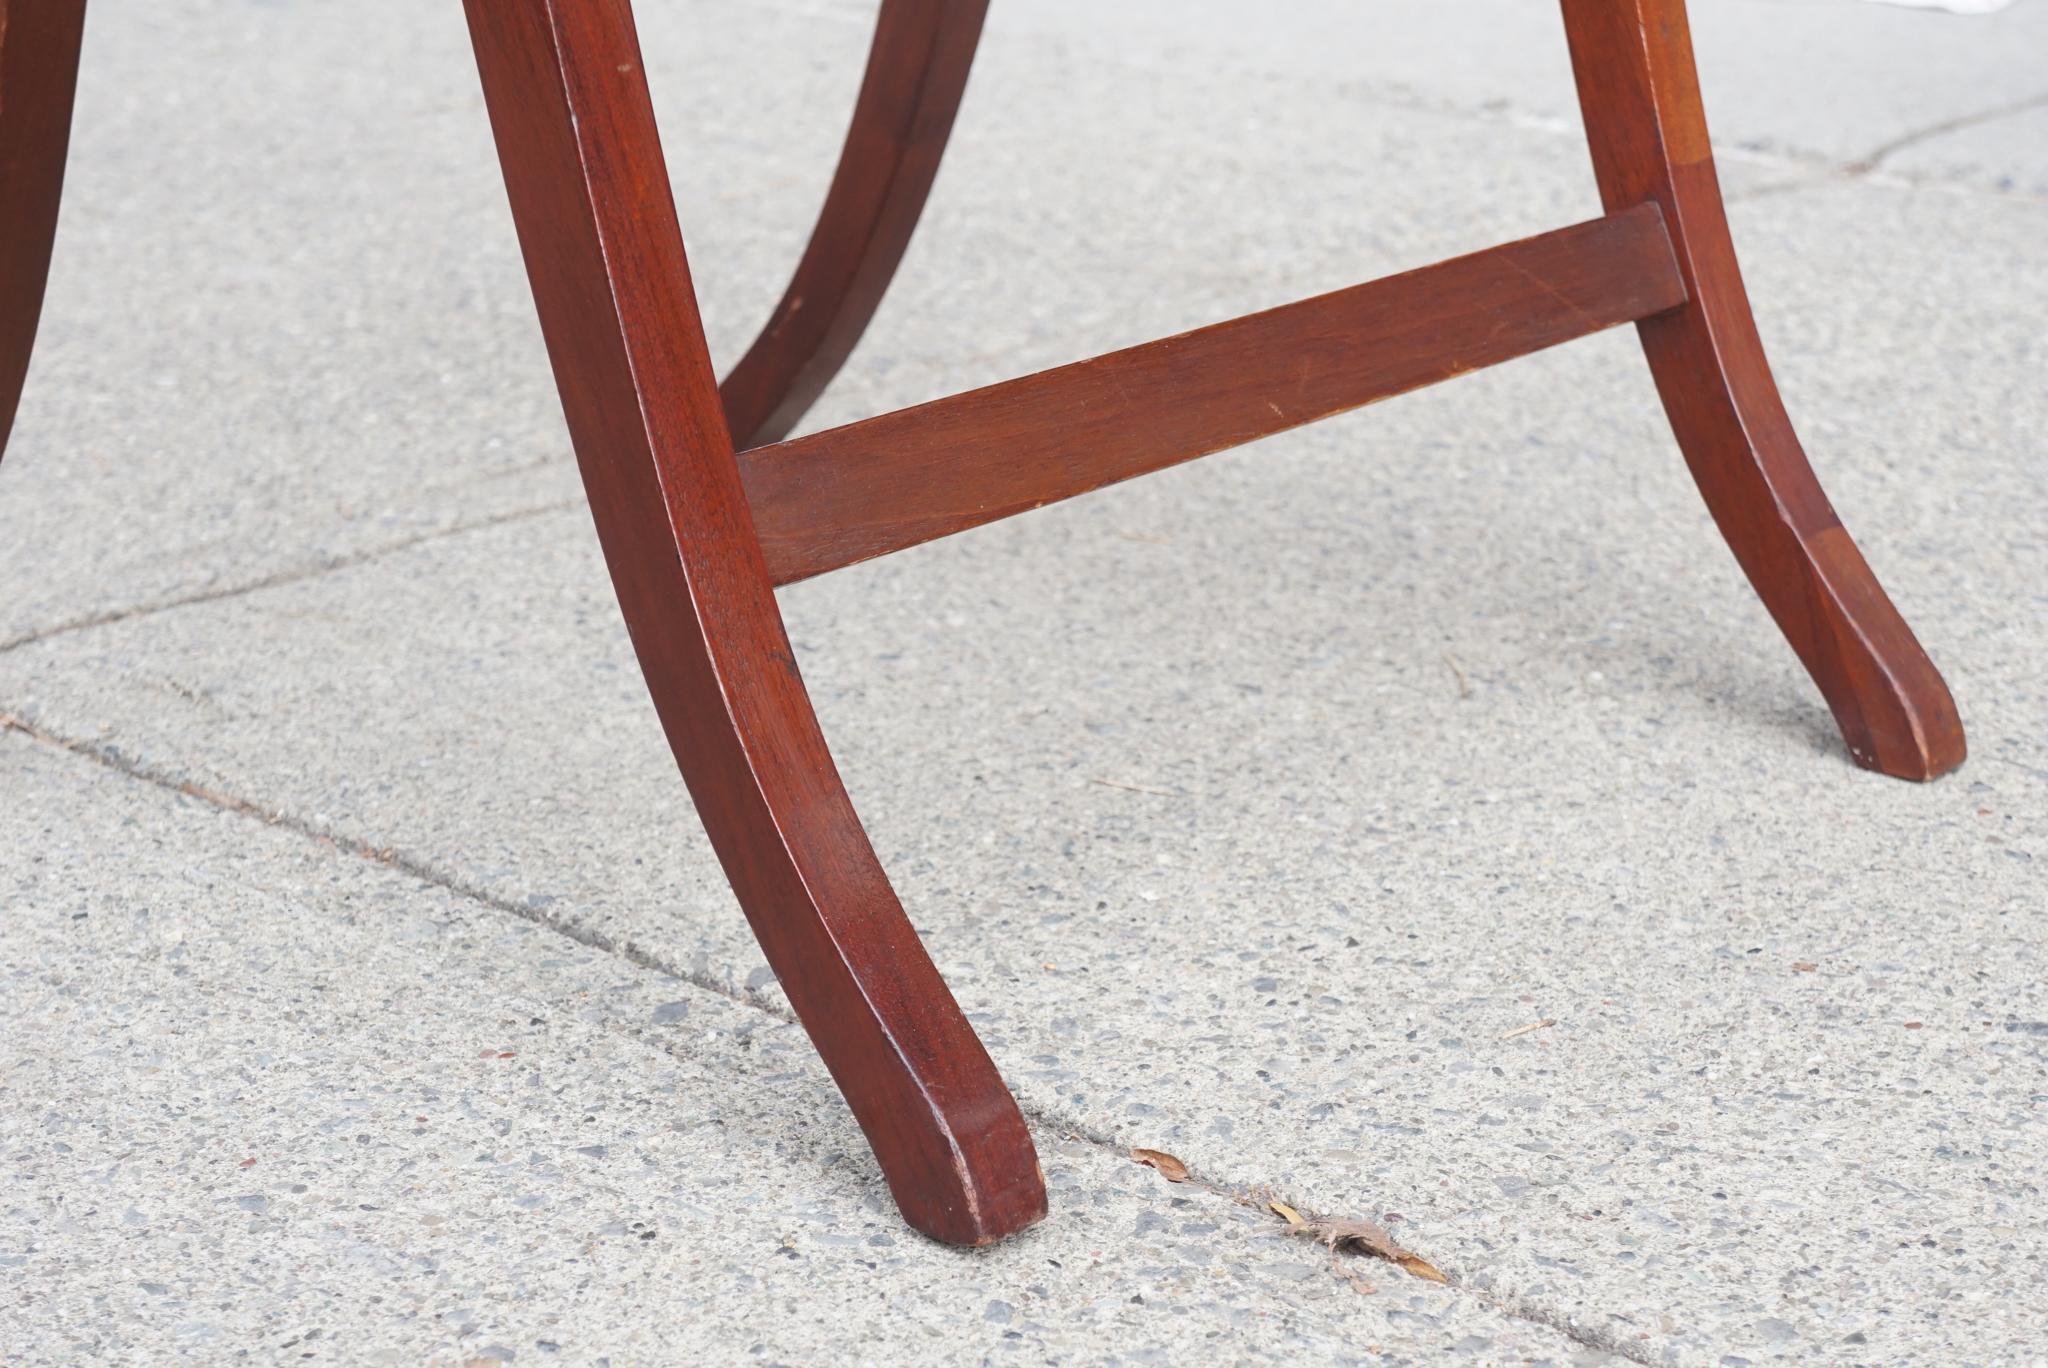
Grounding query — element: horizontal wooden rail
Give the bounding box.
[741,202,1686,585]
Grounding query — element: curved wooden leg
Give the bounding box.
[0,0,88,461]
[1561,0,1964,780]
[717,0,986,449]
[462,0,1044,1245]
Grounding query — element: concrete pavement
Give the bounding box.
[3,2,2044,1363]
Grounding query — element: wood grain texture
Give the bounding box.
[0,0,1961,1257]
[742,204,1687,585]
[1562,0,1964,780]
[462,0,1044,1247]
[0,0,88,461]
[718,0,986,449]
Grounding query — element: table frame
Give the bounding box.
[0,0,1964,1246]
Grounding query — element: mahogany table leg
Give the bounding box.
[0,0,88,462]
[718,0,987,449]
[1561,0,1964,780]
[460,0,1044,1246]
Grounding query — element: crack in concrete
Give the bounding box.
[1716,87,2048,207]
[4,706,1661,1364]
[1724,87,2048,205]
[935,0,2047,209]
[0,497,589,656]
[0,707,778,1022]
[1843,88,2048,176]
[1013,1107,1662,1366]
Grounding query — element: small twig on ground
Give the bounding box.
[1129,1147,1190,1182]
[1499,1018,1557,1040]
[1090,777,1179,798]
[1443,652,1472,699]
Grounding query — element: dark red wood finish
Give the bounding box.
[742,204,1687,585]
[0,0,1965,1250]
[1561,0,1964,780]
[0,0,88,459]
[718,0,987,449]
[460,0,1044,1247]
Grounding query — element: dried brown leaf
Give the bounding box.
[1792,962,1818,973]
[1318,1217,1404,1257]
[1330,1253,1378,1295]
[1394,1252,1449,1284]
[1130,1147,1190,1183]
[1279,1211,1447,1283]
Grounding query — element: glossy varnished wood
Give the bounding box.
[718,0,986,449]
[461,0,1044,1246]
[1561,0,1963,779]
[0,0,1961,1252]
[0,0,88,459]
[741,205,1688,585]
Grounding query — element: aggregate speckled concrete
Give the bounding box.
[3,734,1577,1366]
[3,2,2044,1364]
